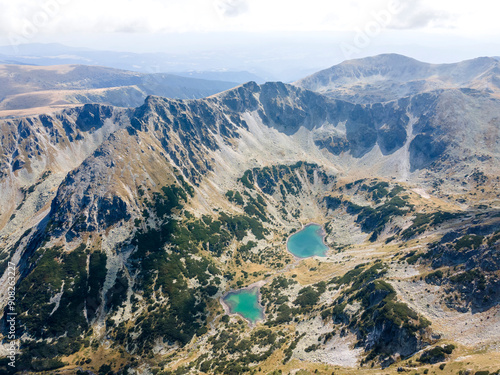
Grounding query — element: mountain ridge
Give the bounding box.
[0,58,499,374]
[0,63,239,118]
[2,80,499,233]
[295,53,500,103]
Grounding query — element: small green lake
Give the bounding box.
[287,224,328,258]
[222,287,264,324]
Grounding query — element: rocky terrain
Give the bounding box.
[0,55,499,375]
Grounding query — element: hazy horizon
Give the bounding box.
[1,33,499,83]
[0,0,499,81]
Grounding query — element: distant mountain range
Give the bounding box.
[0,63,239,117]
[0,42,267,83]
[295,53,500,103]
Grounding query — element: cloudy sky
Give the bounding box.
[1,0,499,35]
[0,0,499,78]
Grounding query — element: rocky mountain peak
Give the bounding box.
[295,53,500,103]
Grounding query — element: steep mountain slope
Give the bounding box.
[295,54,500,103]
[0,78,499,374]
[2,82,498,236]
[0,64,238,117]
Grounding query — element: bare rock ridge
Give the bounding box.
[1,79,499,257]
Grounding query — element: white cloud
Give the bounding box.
[0,0,500,40]
[214,0,249,18]
[388,0,455,30]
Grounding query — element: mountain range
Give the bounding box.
[295,53,500,103]
[0,54,499,375]
[0,43,267,83]
[0,64,239,118]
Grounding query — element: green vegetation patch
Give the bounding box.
[12,244,108,371]
[454,234,484,250]
[294,282,326,308]
[323,262,431,363]
[238,162,334,196]
[341,185,413,241]
[401,211,462,240]
[418,345,455,364]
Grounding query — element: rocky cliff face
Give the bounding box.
[0,67,499,374]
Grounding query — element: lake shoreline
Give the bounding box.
[220,280,266,326]
[286,222,329,259]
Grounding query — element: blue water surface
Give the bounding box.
[287,224,328,258]
[223,287,264,324]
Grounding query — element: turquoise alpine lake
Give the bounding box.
[287,224,328,258]
[222,287,264,324]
